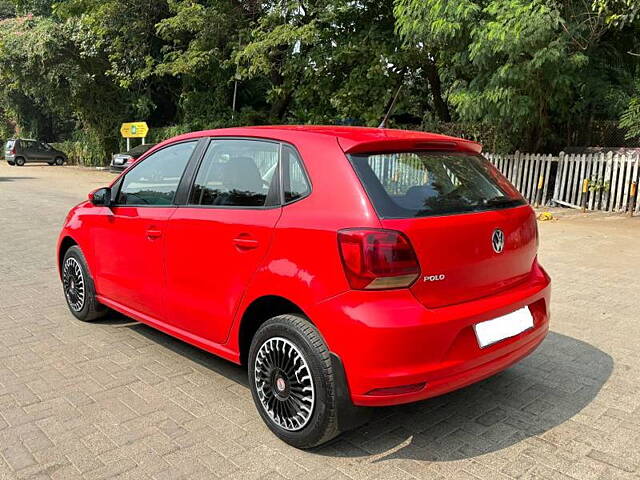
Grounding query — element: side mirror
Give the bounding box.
[89,187,111,206]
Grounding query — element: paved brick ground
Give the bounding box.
[1,161,639,479]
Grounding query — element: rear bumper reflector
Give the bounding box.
[365,382,426,396]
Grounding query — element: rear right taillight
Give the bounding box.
[337,229,420,290]
[10,147,15,155]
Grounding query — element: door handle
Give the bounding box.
[146,228,162,240]
[233,236,259,250]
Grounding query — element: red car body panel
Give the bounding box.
[91,206,173,319]
[164,207,283,344]
[58,126,550,407]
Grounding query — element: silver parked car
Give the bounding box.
[110,143,156,172]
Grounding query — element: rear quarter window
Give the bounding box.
[349,151,525,219]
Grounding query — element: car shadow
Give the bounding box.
[98,312,612,461]
[102,311,249,384]
[0,176,35,182]
[314,332,613,461]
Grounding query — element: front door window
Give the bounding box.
[117,141,197,206]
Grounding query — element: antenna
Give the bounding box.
[378,83,403,129]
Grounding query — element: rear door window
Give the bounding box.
[117,141,196,206]
[349,151,525,218]
[282,145,310,203]
[189,139,279,207]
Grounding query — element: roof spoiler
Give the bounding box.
[339,138,482,155]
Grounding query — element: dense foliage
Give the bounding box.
[0,0,638,162]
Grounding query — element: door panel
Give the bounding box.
[41,143,56,162]
[165,209,281,343]
[164,138,281,344]
[90,140,198,320]
[34,142,49,160]
[92,207,173,318]
[21,140,37,162]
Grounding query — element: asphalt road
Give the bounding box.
[0,161,639,479]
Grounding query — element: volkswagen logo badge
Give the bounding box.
[492,229,505,253]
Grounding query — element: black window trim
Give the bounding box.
[112,138,202,208]
[177,136,312,210]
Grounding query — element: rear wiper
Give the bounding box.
[481,196,519,206]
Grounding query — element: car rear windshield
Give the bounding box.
[349,151,525,218]
[5,140,15,150]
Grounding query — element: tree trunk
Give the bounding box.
[424,60,451,122]
[268,46,293,122]
[269,90,293,122]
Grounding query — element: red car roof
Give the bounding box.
[159,125,482,155]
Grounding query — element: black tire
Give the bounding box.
[14,157,25,166]
[48,161,54,166]
[54,157,64,166]
[248,314,340,449]
[7,161,15,166]
[61,246,106,322]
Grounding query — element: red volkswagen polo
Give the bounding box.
[57,126,550,448]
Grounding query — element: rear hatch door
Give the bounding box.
[382,207,537,308]
[348,150,537,308]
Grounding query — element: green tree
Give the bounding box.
[1,0,640,162]
[394,0,640,150]
[0,14,130,157]
[231,0,448,126]
[593,0,639,27]
[0,1,14,19]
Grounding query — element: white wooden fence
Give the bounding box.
[485,151,640,214]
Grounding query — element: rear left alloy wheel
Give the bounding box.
[62,246,106,322]
[248,314,340,448]
[55,157,64,166]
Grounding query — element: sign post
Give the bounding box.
[120,122,149,152]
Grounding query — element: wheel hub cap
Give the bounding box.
[63,257,85,312]
[254,337,315,431]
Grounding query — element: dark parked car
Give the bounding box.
[4,138,67,166]
[110,143,156,172]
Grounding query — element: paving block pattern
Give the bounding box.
[0,163,639,479]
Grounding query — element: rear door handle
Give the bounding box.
[146,228,162,240]
[233,236,259,250]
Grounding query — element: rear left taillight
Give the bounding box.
[337,229,420,290]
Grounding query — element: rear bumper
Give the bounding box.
[315,261,551,407]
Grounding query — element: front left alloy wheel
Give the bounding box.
[248,314,340,448]
[62,246,106,321]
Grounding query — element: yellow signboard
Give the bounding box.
[120,122,149,138]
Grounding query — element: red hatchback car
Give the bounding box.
[57,126,551,448]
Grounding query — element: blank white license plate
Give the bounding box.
[474,307,534,348]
